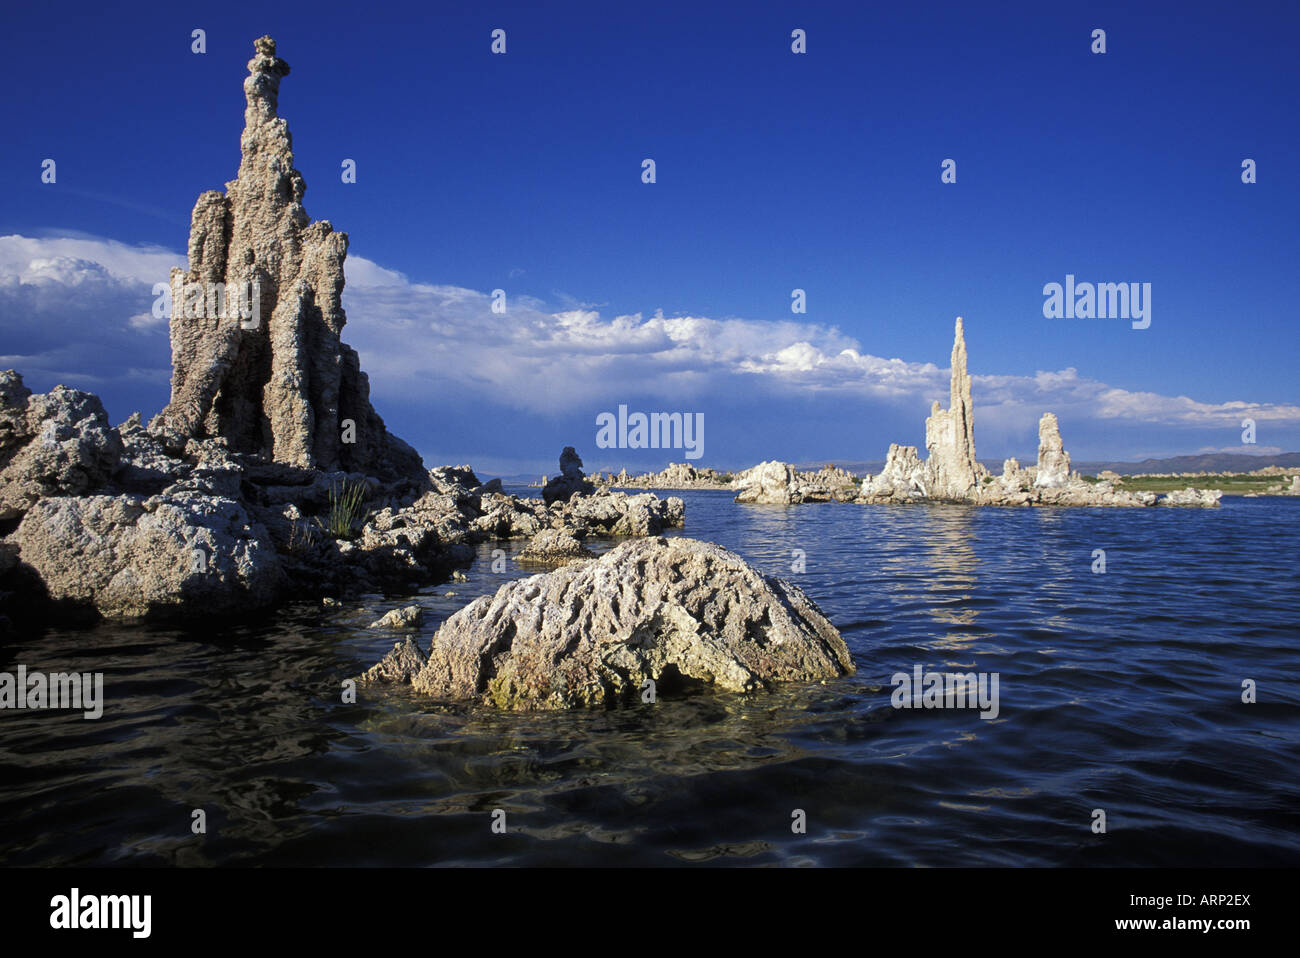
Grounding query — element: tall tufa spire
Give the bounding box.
[153,37,423,483]
[923,316,981,498]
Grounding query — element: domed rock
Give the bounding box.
[361,536,854,708]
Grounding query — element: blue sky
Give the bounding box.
[2,0,1298,475]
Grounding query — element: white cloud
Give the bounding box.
[0,234,181,286]
[0,233,1296,446]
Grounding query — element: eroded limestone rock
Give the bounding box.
[368,604,424,629]
[517,528,593,566]
[923,317,982,499]
[13,491,283,620]
[1158,487,1223,507]
[541,447,596,504]
[0,376,123,521]
[361,537,855,708]
[1034,413,1071,488]
[152,36,422,484]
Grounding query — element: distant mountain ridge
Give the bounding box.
[1070,452,1300,474]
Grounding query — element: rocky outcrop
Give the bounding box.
[858,444,927,502]
[0,376,123,521]
[260,467,683,596]
[152,36,422,484]
[0,38,690,627]
[849,318,1220,509]
[13,491,283,620]
[1158,487,1223,507]
[923,317,982,499]
[516,528,593,566]
[368,605,423,629]
[1245,475,1300,497]
[361,537,854,709]
[0,370,35,466]
[733,461,859,504]
[597,462,730,490]
[1024,480,1158,508]
[1034,413,1071,488]
[733,460,800,504]
[541,447,596,504]
[561,488,685,535]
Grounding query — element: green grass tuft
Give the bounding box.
[315,479,370,541]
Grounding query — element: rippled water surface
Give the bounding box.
[3,489,1298,866]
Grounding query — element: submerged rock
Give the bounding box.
[361,537,854,709]
[368,604,424,629]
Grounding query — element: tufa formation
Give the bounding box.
[154,36,422,483]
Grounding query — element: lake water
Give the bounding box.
[2,488,1297,866]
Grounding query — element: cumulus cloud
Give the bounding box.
[1,233,1296,451]
[339,268,1300,434]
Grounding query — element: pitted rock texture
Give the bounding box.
[361,537,855,709]
[153,36,422,483]
[0,374,123,521]
[517,528,593,565]
[13,491,284,620]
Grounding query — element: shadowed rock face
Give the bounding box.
[361,537,855,709]
[542,447,596,504]
[153,36,422,484]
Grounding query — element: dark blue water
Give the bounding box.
[2,489,1297,866]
